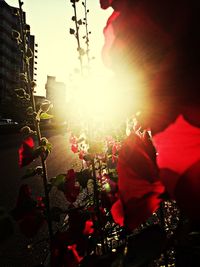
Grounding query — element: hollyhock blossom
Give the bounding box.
[153,115,200,221]
[64,169,80,203]
[99,0,112,9]
[11,184,45,238]
[70,134,79,153]
[18,137,35,167]
[111,131,165,230]
[100,0,200,225]
[51,209,94,267]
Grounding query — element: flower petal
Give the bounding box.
[18,137,35,167]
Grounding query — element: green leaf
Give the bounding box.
[51,174,66,187]
[40,112,53,120]
[46,142,52,153]
[40,137,48,146]
[40,100,53,113]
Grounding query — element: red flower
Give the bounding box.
[18,137,35,167]
[18,209,45,238]
[111,131,165,230]
[83,219,94,235]
[11,184,36,220]
[67,244,83,264]
[101,0,200,224]
[99,0,113,9]
[100,0,124,10]
[11,185,45,238]
[111,199,124,227]
[51,209,94,267]
[153,115,200,221]
[70,134,78,144]
[70,134,79,153]
[64,169,80,203]
[71,143,78,153]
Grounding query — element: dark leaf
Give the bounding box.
[21,168,37,179]
[69,28,75,34]
[78,19,82,25]
[26,107,34,116]
[0,208,14,243]
[12,30,21,40]
[20,126,36,136]
[11,184,37,220]
[15,88,26,97]
[50,207,64,222]
[76,169,92,188]
[19,209,45,238]
[47,183,52,193]
[71,16,76,21]
[124,225,167,266]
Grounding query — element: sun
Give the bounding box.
[67,64,144,135]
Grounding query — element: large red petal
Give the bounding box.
[116,132,165,230]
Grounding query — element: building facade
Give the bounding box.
[45,75,67,122]
[0,0,37,121]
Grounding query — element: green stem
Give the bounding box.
[72,0,83,74]
[18,0,53,243]
[83,0,90,68]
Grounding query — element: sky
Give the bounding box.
[6,0,112,96]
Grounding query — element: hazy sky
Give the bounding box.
[6,0,112,96]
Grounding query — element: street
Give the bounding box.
[0,128,80,267]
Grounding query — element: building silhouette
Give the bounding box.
[45,75,67,122]
[0,0,37,121]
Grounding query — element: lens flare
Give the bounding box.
[68,68,144,133]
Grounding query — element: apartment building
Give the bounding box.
[0,0,37,121]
